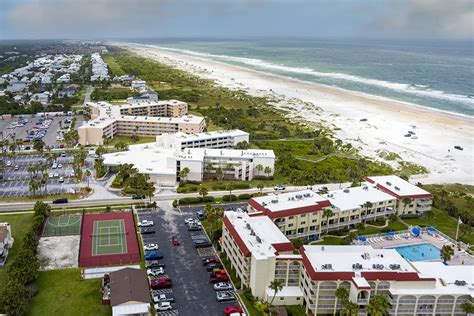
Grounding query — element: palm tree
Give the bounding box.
[323,208,334,234]
[29,178,40,196]
[335,287,349,306]
[257,182,264,194]
[401,197,412,213]
[42,173,49,194]
[342,302,359,316]
[198,185,208,201]
[215,167,223,180]
[179,167,190,183]
[440,245,454,263]
[269,280,284,305]
[361,201,373,219]
[227,184,233,200]
[203,205,224,243]
[264,166,272,178]
[85,169,91,189]
[367,294,391,316]
[256,164,263,176]
[461,302,474,315]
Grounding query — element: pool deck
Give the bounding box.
[365,232,474,266]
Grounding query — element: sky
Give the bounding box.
[0,0,473,40]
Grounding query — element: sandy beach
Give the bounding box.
[115,42,474,185]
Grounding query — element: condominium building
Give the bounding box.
[220,214,473,314]
[365,175,433,215]
[155,129,249,151]
[101,140,274,186]
[78,101,204,145]
[247,177,430,239]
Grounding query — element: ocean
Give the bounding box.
[129,38,474,117]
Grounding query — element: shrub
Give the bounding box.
[238,193,253,200]
[230,183,251,190]
[222,194,237,202]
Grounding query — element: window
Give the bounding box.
[288,224,293,227]
[300,221,306,225]
[301,214,306,217]
[280,297,284,300]
[288,216,294,219]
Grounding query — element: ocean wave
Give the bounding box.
[147,44,474,108]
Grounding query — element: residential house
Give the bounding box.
[108,268,151,316]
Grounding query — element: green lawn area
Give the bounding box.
[0,213,32,293]
[357,220,407,236]
[108,135,156,146]
[0,193,79,203]
[102,55,126,76]
[404,207,474,245]
[312,236,346,245]
[28,268,111,316]
[238,293,264,316]
[286,305,307,316]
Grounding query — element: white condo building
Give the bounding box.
[221,212,473,315]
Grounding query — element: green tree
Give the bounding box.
[461,302,474,314]
[215,167,223,180]
[203,204,224,242]
[257,182,264,194]
[95,145,107,157]
[264,166,272,178]
[401,197,412,212]
[198,185,208,200]
[33,201,51,218]
[269,279,284,305]
[335,287,349,305]
[235,141,249,150]
[85,169,91,188]
[254,300,271,314]
[179,167,190,183]
[28,178,41,196]
[323,208,334,234]
[33,139,44,153]
[0,278,31,316]
[114,141,128,151]
[440,245,454,263]
[342,302,359,316]
[8,248,40,284]
[367,294,392,316]
[256,164,263,177]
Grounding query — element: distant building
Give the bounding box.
[30,92,50,106]
[127,90,158,104]
[0,223,14,268]
[131,80,146,91]
[155,129,249,151]
[56,73,71,83]
[58,86,77,99]
[6,81,27,93]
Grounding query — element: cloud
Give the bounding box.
[367,0,474,39]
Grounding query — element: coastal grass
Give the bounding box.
[27,268,111,316]
[0,213,33,293]
[286,305,307,316]
[404,207,474,245]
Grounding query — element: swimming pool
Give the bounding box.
[394,243,441,261]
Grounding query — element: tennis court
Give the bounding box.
[92,219,128,256]
[42,215,82,237]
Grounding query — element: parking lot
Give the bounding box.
[0,113,83,147]
[137,204,245,316]
[0,153,79,198]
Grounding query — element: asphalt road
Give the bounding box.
[138,206,243,316]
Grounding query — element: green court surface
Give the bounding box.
[42,215,82,237]
[92,219,128,256]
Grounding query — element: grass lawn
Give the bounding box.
[238,293,264,316]
[286,305,307,316]
[312,236,346,245]
[28,268,111,316]
[404,207,474,245]
[357,220,407,236]
[0,213,33,293]
[108,135,156,146]
[0,193,79,203]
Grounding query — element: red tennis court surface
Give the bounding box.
[79,211,140,267]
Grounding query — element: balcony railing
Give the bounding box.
[417,199,432,206]
[357,299,369,304]
[418,299,435,304]
[437,299,454,304]
[398,300,417,305]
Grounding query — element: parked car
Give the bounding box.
[138,219,154,227]
[144,251,163,260]
[188,223,202,231]
[224,306,244,315]
[206,262,223,271]
[52,197,68,204]
[57,163,63,168]
[132,194,145,199]
[196,211,206,220]
[155,302,173,311]
[184,217,197,225]
[210,271,230,283]
[171,236,180,246]
[454,145,464,150]
[150,278,172,289]
[274,184,286,190]
[202,257,221,266]
[141,228,155,235]
[147,267,165,277]
[60,151,66,157]
[14,165,19,171]
[59,176,64,183]
[152,293,174,303]
[145,261,165,269]
[194,239,212,248]
[214,282,233,291]
[143,243,159,251]
[216,291,236,302]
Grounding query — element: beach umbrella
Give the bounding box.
[359,236,367,242]
[427,227,437,232]
[411,227,421,236]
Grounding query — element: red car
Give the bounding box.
[172,235,180,246]
[224,306,244,315]
[210,271,230,283]
[150,278,172,289]
[202,257,221,266]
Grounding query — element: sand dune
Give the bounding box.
[115,42,474,185]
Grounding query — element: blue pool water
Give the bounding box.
[394,243,441,262]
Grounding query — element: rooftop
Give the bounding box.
[178,147,275,161]
[109,267,150,307]
[224,211,293,259]
[164,129,249,142]
[249,189,330,216]
[324,183,396,212]
[365,175,432,199]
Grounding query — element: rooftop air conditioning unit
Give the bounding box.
[256,236,262,243]
[454,280,467,286]
[389,264,400,270]
[386,181,392,186]
[352,263,363,270]
[271,199,278,204]
[394,186,400,191]
[295,194,303,199]
[343,188,350,193]
[246,223,251,230]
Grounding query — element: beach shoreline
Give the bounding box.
[112,42,474,185]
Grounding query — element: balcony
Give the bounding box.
[398,300,417,304]
[417,309,434,314]
[416,205,431,213]
[417,199,432,206]
[357,299,369,305]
